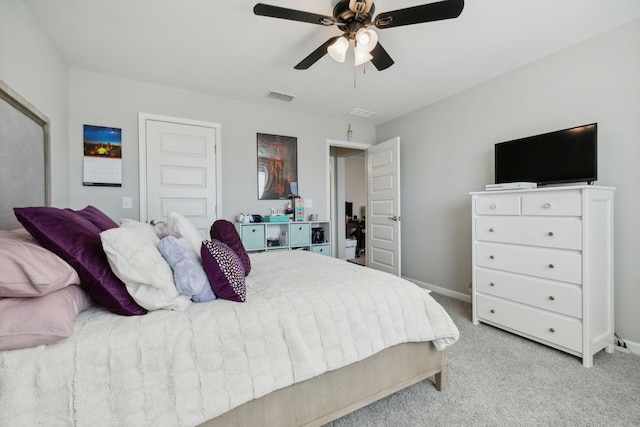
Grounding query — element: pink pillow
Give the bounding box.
[0,285,93,351]
[201,240,246,302]
[0,229,80,297]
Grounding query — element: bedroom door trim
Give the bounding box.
[138,113,222,227]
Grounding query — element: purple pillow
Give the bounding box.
[72,205,118,231]
[14,206,146,316]
[210,219,251,276]
[201,240,246,302]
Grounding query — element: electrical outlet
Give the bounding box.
[615,345,631,354]
[122,197,132,209]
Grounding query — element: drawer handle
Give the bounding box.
[548,264,554,269]
[490,282,495,287]
[490,204,497,209]
[543,202,552,209]
[489,228,495,232]
[489,255,495,260]
[298,227,302,231]
[549,328,556,333]
[548,296,555,301]
[548,231,554,237]
[252,229,256,233]
[490,309,495,314]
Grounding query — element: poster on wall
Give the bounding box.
[82,124,122,186]
[257,133,297,200]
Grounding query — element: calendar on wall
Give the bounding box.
[82,125,122,186]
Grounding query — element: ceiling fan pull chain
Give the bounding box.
[354,65,357,89]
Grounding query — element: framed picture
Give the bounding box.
[257,133,298,200]
[82,124,122,186]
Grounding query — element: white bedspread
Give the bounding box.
[0,251,459,427]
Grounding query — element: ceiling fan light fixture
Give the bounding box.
[328,36,349,63]
[355,27,378,52]
[354,47,373,66]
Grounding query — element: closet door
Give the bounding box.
[139,114,221,237]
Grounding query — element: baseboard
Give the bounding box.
[403,277,640,357]
[403,276,471,303]
[618,338,640,356]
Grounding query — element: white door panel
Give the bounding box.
[139,114,221,238]
[367,137,401,276]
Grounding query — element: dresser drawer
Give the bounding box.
[289,223,311,246]
[476,294,582,353]
[476,242,582,284]
[475,216,582,250]
[310,244,331,256]
[475,194,520,216]
[522,191,582,216]
[240,224,265,251]
[475,268,582,318]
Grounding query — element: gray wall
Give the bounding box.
[377,19,640,344]
[67,70,375,223]
[345,153,366,220]
[0,0,70,207]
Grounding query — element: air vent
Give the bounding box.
[266,91,296,102]
[349,108,376,118]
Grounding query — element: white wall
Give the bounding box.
[68,69,375,223]
[0,0,70,206]
[377,19,640,344]
[345,153,366,220]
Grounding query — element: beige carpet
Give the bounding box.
[327,293,640,426]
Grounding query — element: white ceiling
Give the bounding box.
[22,0,640,125]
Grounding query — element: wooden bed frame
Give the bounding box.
[1,81,449,426]
[203,342,447,427]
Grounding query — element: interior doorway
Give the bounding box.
[326,139,370,265]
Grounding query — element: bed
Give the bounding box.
[0,81,459,427]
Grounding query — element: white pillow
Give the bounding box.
[100,219,190,311]
[166,212,204,259]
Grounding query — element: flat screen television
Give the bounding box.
[494,123,597,186]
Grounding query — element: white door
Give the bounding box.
[139,114,221,238]
[367,137,401,276]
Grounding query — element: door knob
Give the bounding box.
[387,216,399,221]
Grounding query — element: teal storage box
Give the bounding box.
[264,215,290,223]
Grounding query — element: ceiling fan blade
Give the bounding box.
[254,3,336,26]
[369,42,394,71]
[374,0,464,29]
[294,37,341,70]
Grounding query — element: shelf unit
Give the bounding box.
[237,220,331,256]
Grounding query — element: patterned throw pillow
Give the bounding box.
[210,219,251,276]
[200,240,246,302]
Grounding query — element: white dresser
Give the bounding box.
[471,185,614,367]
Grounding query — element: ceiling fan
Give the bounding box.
[253,0,464,71]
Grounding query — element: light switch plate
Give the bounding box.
[122,196,132,209]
